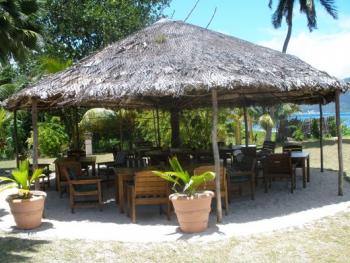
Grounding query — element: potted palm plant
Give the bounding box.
[153,157,215,233]
[0,160,46,229]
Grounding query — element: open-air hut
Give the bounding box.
[3,19,349,222]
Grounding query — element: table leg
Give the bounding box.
[302,158,306,188]
[307,156,310,182]
[118,175,124,213]
[92,163,96,177]
[114,176,119,205]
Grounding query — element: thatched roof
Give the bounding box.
[4,19,349,110]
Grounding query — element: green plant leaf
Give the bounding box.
[11,160,30,190]
[188,172,215,192]
[29,168,44,185]
[152,171,179,185]
[0,176,16,183]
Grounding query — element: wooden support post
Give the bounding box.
[212,89,222,223]
[335,91,344,196]
[119,110,123,150]
[14,110,20,168]
[74,108,80,149]
[31,99,39,190]
[319,103,324,172]
[170,109,180,147]
[156,107,161,147]
[243,106,249,148]
[152,109,158,146]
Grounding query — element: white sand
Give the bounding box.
[1,169,349,243]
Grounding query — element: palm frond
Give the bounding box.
[319,0,338,19]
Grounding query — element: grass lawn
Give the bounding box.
[1,210,350,262]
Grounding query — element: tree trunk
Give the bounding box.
[265,107,275,141]
[282,23,292,53]
[243,106,249,147]
[170,109,181,147]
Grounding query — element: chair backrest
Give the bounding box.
[114,151,127,165]
[134,171,169,197]
[67,149,86,159]
[241,146,257,158]
[265,154,291,174]
[282,144,303,153]
[57,160,82,182]
[193,165,226,192]
[262,141,276,153]
[232,155,256,172]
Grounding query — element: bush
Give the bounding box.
[292,127,304,141]
[311,119,320,139]
[327,117,337,137]
[28,116,68,157]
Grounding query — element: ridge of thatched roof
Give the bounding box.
[4,19,349,110]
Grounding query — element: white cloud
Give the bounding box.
[258,17,350,79]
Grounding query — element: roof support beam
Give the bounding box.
[212,88,223,222]
[335,90,344,196]
[319,102,324,172]
[31,98,39,190]
[243,106,249,148]
[13,110,20,168]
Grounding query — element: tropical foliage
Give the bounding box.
[153,157,215,196]
[39,0,171,60]
[0,159,43,199]
[27,116,68,157]
[0,0,40,63]
[269,0,337,52]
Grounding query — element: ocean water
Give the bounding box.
[290,112,350,127]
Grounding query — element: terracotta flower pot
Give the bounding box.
[170,191,214,233]
[6,190,47,230]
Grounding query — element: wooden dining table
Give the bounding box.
[290,151,310,188]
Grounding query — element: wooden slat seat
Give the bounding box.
[193,165,229,215]
[127,171,171,223]
[263,153,296,193]
[60,161,103,213]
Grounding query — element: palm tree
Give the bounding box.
[269,0,337,53]
[0,0,40,63]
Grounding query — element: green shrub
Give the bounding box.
[28,116,68,157]
[311,119,320,139]
[292,127,304,141]
[327,117,337,137]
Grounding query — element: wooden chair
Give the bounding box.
[257,140,276,157]
[55,157,77,197]
[227,155,256,200]
[193,165,229,215]
[282,144,303,153]
[60,160,103,213]
[127,171,171,223]
[263,153,295,193]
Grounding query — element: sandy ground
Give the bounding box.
[1,169,350,243]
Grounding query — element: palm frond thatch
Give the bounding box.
[3,19,349,110]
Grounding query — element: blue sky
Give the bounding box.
[164,0,350,78]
